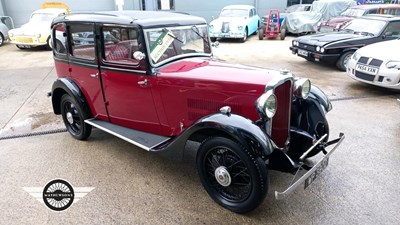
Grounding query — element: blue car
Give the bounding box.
[209,5,260,43]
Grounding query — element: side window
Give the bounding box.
[157,0,174,10]
[253,8,257,16]
[367,9,378,14]
[249,9,253,17]
[384,21,400,37]
[69,24,96,60]
[102,26,140,65]
[53,24,67,55]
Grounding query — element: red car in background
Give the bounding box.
[318,4,400,32]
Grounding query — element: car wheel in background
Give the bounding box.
[0,33,4,46]
[258,26,265,40]
[196,137,268,213]
[336,51,354,71]
[240,27,248,43]
[280,28,286,40]
[46,36,52,50]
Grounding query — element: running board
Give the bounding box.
[85,119,171,151]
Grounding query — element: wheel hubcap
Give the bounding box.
[215,166,231,187]
[66,112,74,124]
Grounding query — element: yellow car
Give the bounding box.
[8,2,69,49]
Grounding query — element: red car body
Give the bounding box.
[50,11,344,213]
[318,4,400,32]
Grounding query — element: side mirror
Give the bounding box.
[133,51,146,60]
[211,41,220,48]
[384,31,393,37]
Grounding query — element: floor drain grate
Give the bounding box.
[0,128,67,141]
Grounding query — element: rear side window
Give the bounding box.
[102,26,140,65]
[53,24,67,55]
[69,24,96,60]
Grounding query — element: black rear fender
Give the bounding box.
[51,78,88,115]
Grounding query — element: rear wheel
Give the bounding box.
[60,94,92,140]
[196,137,268,213]
[336,51,354,71]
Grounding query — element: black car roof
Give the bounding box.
[52,10,207,28]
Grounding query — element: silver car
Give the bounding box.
[0,16,13,46]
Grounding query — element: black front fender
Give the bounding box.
[51,78,87,114]
[155,113,274,161]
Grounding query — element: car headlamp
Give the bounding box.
[316,46,320,52]
[386,61,400,69]
[293,41,299,46]
[9,32,14,37]
[256,90,277,119]
[320,47,325,53]
[352,52,361,61]
[294,78,311,99]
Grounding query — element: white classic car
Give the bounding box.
[346,39,400,90]
[8,2,69,49]
[209,5,260,42]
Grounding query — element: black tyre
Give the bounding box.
[240,27,248,43]
[210,37,217,42]
[45,36,52,50]
[16,44,26,49]
[336,51,354,71]
[196,137,268,213]
[258,27,265,40]
[60,94,92,140]
[280,28,286,40]
[0,33,4,46]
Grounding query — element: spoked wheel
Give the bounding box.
[60,94,92,140]
[197,137,268,213]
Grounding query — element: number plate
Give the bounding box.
[304,157,329,189]
[356,64,378,75]
[298,49,308,57]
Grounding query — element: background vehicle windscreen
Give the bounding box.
[30,13,55,22]
[145,25,211,65]
[341,9,366,17]
[220,9,248,17]
[342,19,386,35]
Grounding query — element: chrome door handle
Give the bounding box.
[137,79,149,85]
[90,73,99,78]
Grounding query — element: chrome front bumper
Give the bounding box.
[275,133,345,200]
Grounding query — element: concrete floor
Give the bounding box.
[0,35,399,224]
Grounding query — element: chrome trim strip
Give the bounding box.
[85,119,170,151]
[274,133,345,200]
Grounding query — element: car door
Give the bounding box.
[99,25,161,134]
[67,23,108,120]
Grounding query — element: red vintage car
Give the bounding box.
[50,11,344,213]
[318,4,400,32]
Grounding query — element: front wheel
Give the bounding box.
[240,27,248,43]
[196,137,268,213]
[0,33,4,46]
[60,94,92,140]
[258,27,265,40]
[280,28,286,40]
[336,51,354,71]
